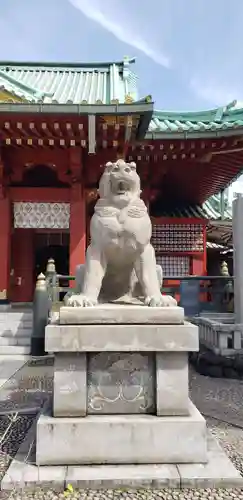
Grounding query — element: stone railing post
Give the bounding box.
[31,273,49,356]
[45,257,56,302]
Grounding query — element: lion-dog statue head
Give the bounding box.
[98,159,141,208]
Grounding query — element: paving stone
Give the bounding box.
[2,423,242,492]
[66,464,180,489]
[178,449,243,488]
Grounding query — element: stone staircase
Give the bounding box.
[0,308,32,356]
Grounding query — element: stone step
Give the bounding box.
[0,328,32,337]
[0,316,33,322]
[0,345,31,355]
[0,321,33,330]
[0,318,33,325]
[0,355,30,388]
[0,311,33,319]
[0,317,32,324]
[0,337,31,346]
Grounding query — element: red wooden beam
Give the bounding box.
[9,187,70,203]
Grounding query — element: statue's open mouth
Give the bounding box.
[117,181,127,194]
[112,180,130,195]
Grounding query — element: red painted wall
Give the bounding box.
[0,198,11,301]
[10,187,70,203]
[10,229,34,302]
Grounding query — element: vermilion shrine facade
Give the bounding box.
[0,57,242,303]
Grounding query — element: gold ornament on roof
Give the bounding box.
[125,94,134,104]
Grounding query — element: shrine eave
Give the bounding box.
[146,126,243,140]
[147,104,243,139]
[0,102,153,150]
[0,101,153,118]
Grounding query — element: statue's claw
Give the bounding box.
[67,294,97,308]
[145,294,177,307]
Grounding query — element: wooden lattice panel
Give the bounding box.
[156,255,190,277]
[152,224,204,252]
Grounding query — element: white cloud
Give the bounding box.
[68,0,170,67]
[190,79,239,108]
[68,0,243,106]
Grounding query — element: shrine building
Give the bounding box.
[0,57,241,304]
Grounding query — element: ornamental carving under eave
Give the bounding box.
[13,202,70,229]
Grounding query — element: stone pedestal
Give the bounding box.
[1,302,240,490]
[36,304,209,466]
[36,404,207,465]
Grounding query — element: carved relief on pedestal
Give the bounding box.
[87,352,155,414]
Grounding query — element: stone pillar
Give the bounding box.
[232,195,243,323]
[156,352,189,416]
[69,183,86,285]
[0,197,11,303]
[53,353,87,417]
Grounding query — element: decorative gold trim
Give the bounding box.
[102,115,140,126]
[125,94,134,104]
[0,90,25,103]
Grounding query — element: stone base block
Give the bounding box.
[59,305,184,325]
[2,425,243,491]
[45,321,198,352]
[36,402,207,466]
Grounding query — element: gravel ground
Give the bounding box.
[1,359,243,498]
[0,413,36,482]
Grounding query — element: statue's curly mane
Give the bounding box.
[98,170,112,200]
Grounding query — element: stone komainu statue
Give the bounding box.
[67,159,177,307]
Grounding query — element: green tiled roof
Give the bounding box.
[0,57,139,104]
[153,205,207,218]
[203,198,231,220]
[2,56,243,140]
[153,197,232,220]
[147,101,243,138]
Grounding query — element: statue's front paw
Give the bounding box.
[67,294,97,308]
[145,294,177,307]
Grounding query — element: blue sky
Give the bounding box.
[1,0,243,196]
[1,0,243,112]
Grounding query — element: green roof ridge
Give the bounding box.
[0,57,136,70]
[153,101,243,124]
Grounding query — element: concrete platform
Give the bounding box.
[2,424,243,491]
[45,321,198,352]
[36,402,207,465]
[59,305,184,325]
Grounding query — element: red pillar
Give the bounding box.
[0,197,11,302]
[69,183,86,285]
